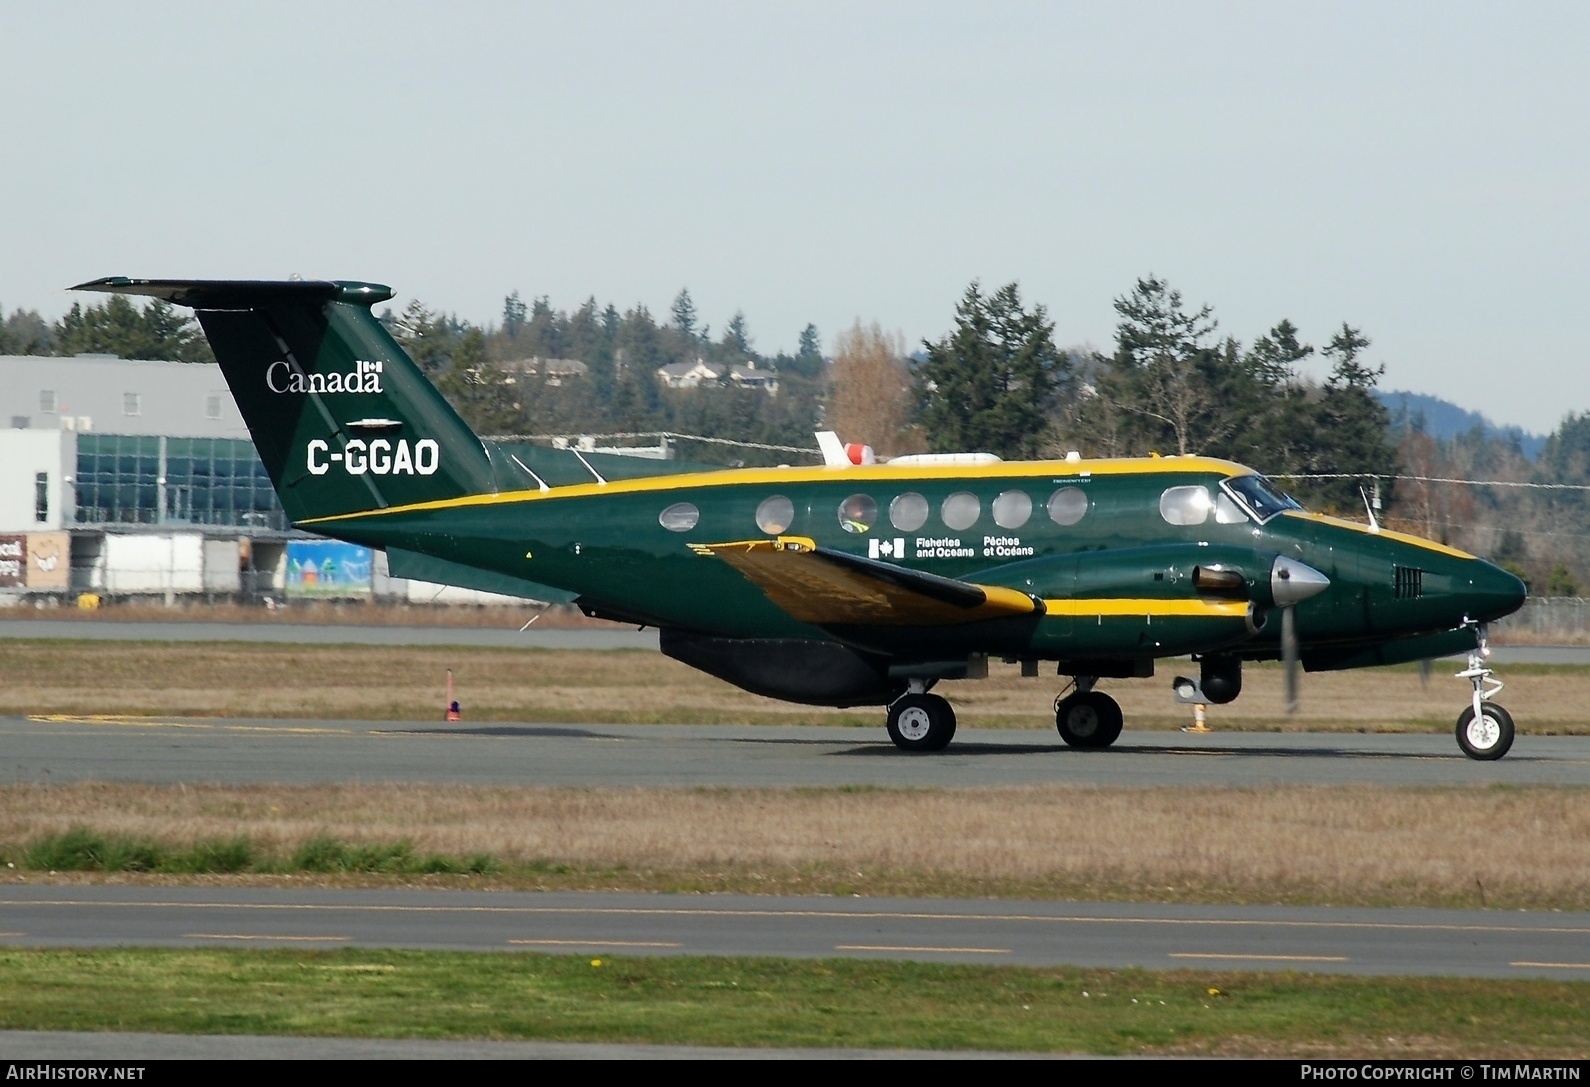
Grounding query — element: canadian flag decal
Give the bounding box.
[869,537,907,560]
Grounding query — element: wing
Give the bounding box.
[693,537,1040,625]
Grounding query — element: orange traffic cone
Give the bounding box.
[445,669,461,722]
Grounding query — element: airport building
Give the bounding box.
[0,355,511,605]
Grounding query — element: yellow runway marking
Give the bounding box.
[6,901,1586,937]
[1511,961,1590,969]
[508,939,681,948]
[185,933,349,942]
[836,945,1011,955]
[1169,952,1348,962]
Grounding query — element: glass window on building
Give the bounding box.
[123,393,141,417]
[74,434,286,530]
[34,473,47,523]
[39,390,56,414]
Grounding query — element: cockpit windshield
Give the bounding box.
[1223,474,1303,523]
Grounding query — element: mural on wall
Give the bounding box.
[0,535,24,589]
[26,532,69,591]
[285,540,372,598]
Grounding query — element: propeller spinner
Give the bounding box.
[1270,556,1330,714]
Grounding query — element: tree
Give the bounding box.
[669,288,699,339]
[53,296,212,363]
[435,327,520,434]
[1085,276,1233,456]
[1310,324,1398,510]
[723,310,752,356]
[918,281,1066,459]
[0,306,52,355]
[501,291,528,339]
[388,300,460,377]
[828,321,922,458]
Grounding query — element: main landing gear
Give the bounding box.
[1054,678,1123,749]
[1454,626,1513,761]
[886,688,957,751]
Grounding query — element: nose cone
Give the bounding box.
[1468,560,1528,622]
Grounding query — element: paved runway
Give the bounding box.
[2,885,1586,980]
[0,618,657,650]
[0,618,1584,662]
[5,714,1589,787]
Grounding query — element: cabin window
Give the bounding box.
[839,494,878,534]
[992,490,1032,529]
[39,390,56,414]
[941,491,980,531]
[1160,485,1212,526]
[755,495,795,534]
[659,502,699,532]
[1215,492,1248,524]
[890,492,929,532]
[1047,486,1088,526]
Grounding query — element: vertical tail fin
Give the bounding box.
[71,278,500,524]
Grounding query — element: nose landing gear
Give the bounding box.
[1455,626,1512,761]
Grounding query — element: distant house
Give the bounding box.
[657,357,778,394]
[656,358,723,389]
[499,358,590,387]
[727,359,778,394]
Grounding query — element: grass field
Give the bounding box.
[6,783,1587,910]
[0,947,1583,1057]
[3,639,1588,731]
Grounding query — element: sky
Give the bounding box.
[3,2,1586,433]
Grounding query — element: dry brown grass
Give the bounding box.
[1,639,1587,731]
[5,782,1587,910]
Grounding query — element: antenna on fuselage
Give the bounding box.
[509,454,551,493]
[1359,483,1381,534]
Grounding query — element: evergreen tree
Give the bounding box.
[918,281,1066,459]
[723,310,752,356]
[53,296,212,363]
[0,306,52,355]
[501,291,528,339]
[669,288,699,339]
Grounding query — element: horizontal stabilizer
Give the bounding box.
[72,277,394,309]
[695,537,1039,626]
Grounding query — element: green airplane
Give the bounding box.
[73,278,1529,760]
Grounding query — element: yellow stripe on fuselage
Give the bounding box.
[1282,511,1475,560]
[1037,598,1250,618]
[299,455,1251,526]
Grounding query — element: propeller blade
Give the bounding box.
[1418,658,1432,690]
[1281,604,1299,715]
